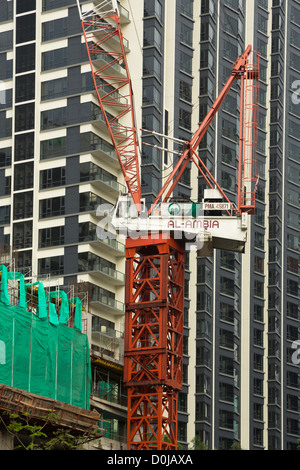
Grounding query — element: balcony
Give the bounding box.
[90,45,127,77]
[91,0,130,24]
[94,78,129,114]
[80,132,119,169]
[91,293,125,316]
[92,326,124,365]
[79,192,109,215]
[79,222,125,257]
[80,162,125,197]
[78,252,125,286]
[91,263,125,285]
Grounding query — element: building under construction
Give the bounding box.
[0,0,299,451]
[0,248,108,449]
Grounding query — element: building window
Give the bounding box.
[254,256,264,274]
[42,17,68,42]
[287,418,299,436]
[0,205,10,226]
[16,250,32,273]
[80,192,108,213]
[144,0,163,21]
[197,264,212,285]
[15,73,35,103]
[0,31,13,53]
[15,132,34,162]
[200,49,214,72]
[220,302,234,323]
[15,103,35,132]
[39,196,65,219]
[14,162,34,191]
[197,291,211,312]
[144,25,162,51]
[179,108,191,130]
[200,75,215,99]
[253,428,263,446]
[287,301,299,320]
[258,13,268,34]
[222,118,237,141]
[42,47,68,71]
[221,171,235,192]
[41,77,68,101]
[223,40,238,62]
[253,378,263,396]
[287,279,298,297]
[17,0,36,14]
[38,256,64,276]
[39,226,64,248]
[219,382,234,403]
[196,402,211,421]
[219,410,234,430]
[290,51,300,72]
[219,355,234,376]
[253,353,263,371]
[16,44,36,73]
[143,84,162,107]
[180,51,193,75]
[142,113,160,133]
[179,80,192,103]
[0,147,11,168]
[181,23,193,46]
[254,280,264,298]
[196,316,211,339]
[143,55,161,80]
[178,422,187,442]
[40,136,66,159]
[219,329,234,350]
[268,362,280,381]
[287,394,299,412]
[221,144,235,165]
[220,277,235,297]
[40,167,66,189]
[0,0,13,22]
[16,14,36,44]
[287,211,300,229]
[41,107,67,130]
[196,346,211,367]
[13,192,33,220]
[181,0,193,18]
[254,232,264,250]
[13,221,33,249]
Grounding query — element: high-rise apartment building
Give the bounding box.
[0,0,298,450]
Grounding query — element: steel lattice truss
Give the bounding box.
[124,237,184,450]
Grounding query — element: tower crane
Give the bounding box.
[76,0,259,450]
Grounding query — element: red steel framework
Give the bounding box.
[77,0,141,210]
[77,0,259,450]
[125,236,184,450]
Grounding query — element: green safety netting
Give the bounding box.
[0,265,92,410]
[69,297,83,332]
[48,290,69,325]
